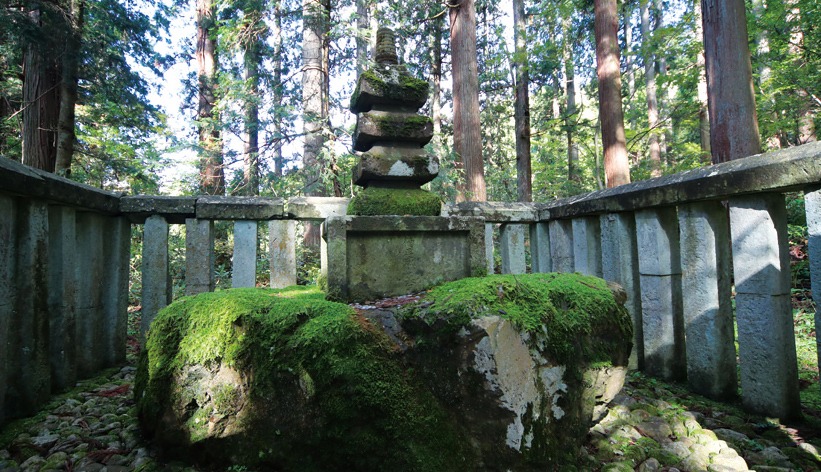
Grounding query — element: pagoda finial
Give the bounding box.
[374,27,399,65]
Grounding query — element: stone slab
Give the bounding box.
[353,111,433,152]
[104,216,131,367]
[232,221,258,288]
[500,224,526,274]
[805,186,821,393]
[75,212,106,378]
[196,196,284,220]
[47,206,77,391]
[442,201,538,222]
[0,157,121,214]
[285,197,350,221]
[353,146,439,186]
[572,217,602,277]
[600,212,642,370]
[548,219,574,273]
[270,220,296,288]
[7,199,51,418]
[121,196,196,224]
[142,215,172,342]
[735,293,800,419]
[639,274,685,381]
[0,195,14,425]
[529,222,551,274]
[728,194,791,296]
[678,201,736,400]
[185,219,215,296]
[323,216,487,302]
[636,208,681,276]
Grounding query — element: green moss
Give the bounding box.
[404,272,632,367]
[136,286,471,471]
[347,187,442,216]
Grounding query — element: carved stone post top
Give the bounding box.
[375,27,399,65]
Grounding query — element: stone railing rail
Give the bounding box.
[2,141,821,425]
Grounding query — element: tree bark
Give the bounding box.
[512,0,531,202]
[431,15,443,152]
[55,0,84,177]
[563,26,580,184]
[197,0,224,195]
[640,0,661,177]
[701,0,761,163]
[595,0,630,188]
[22,5,60,173]
[449,0,486,202]
[356,0,369,76]
[787,2,816,145]
[623,1,636,132]
[272,0,283,177]
[242,2,261,195]
[694,0,711,161]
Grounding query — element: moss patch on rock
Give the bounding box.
[347,187,442,216]
[135,286,470,471]
[403,272,632,367]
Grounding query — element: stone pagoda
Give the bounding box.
[346,27,442,216]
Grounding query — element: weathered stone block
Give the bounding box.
[196,196,283,220]
[270,220,296,289]
[47,206,77,392]
[678,201,736,400]
[185,219,215,296]
[442,201,538,222]
[0,195,14,425]
[120,196,196,224]
[285,197,350,221]
[639,274,685,381]
[530,222,551,273]
[136,274,632,471]
[142,215,172,342]
[346,187,441,216]
[353,111,433,152]
[735,292,800,419]
[549,219,574,273]
[500,223,526,274]
[75,212,106,378]
[232,221,258,288]
[353,146,439,186]
[323,216,486,302]
[573,216,603,277]
[600,212,642,370]
[349,64,429,113]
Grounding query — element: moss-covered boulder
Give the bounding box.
[135,274,632,471]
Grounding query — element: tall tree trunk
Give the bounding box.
[22,5,60,173]
[640,0,661,177]
[272,0,283,177]
[431,15,443,152]
[356,0,369,76]
[787,2,816,144]
[694,0,711,161]
[449,0,486,202]
[197,0,224,195]
[624,1,636,132]
[302,0,330,247]
[242,2,261,195]
[750,0,779,150]
[564,28,580,183]
[701,0,761,163]
[654,0,670,165]
[512,0,531,202]
[595,0,630,188]
[55,0,83,177]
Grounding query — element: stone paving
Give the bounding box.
[0,366,819,471]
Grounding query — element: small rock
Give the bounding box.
[681,448,711,472]
[638,458,662,472]
[18,455,46,472]
[702,440,726,455]
[613,394,638,409]
[711,452,749,470]
[707,464,742,472]
[663,441,692,459]
[636,420,673,442]
[692,429,719,445]
[30,433,60,449]
[602,462,636,472]
[750,467,793,472]
[714,428,751,444]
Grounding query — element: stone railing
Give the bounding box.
[445,141,821,420]
[2,141,820,426]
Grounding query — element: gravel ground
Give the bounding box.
[1,365,819,472]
